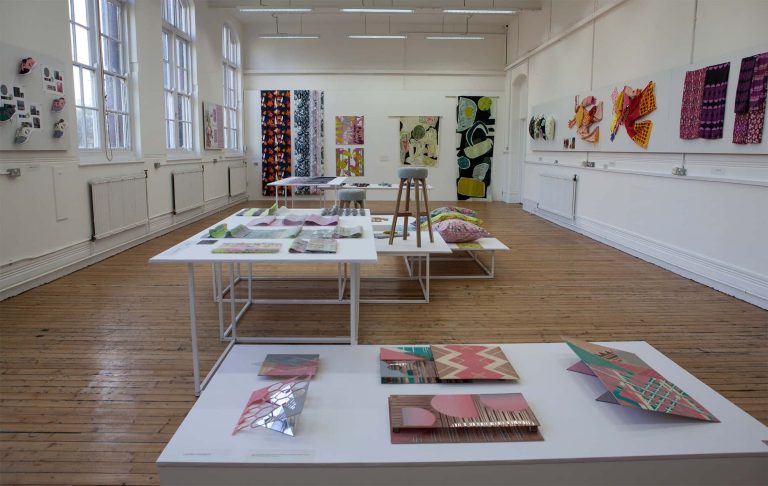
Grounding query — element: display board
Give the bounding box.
[0,41,70,151]
[530,44,768,155]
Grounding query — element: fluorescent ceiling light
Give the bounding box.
[426,35,485,40]
[348,34,407,39]
[259,35,320,39]
[443,9,517,14]
[341,8,414,14]
[240,7,313,13]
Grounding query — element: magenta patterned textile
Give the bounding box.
[679,68,706,139]
[433,219,490,243]
[733,52,768,144]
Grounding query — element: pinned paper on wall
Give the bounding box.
[293,90,325,195]
[202,101,224,150]
[456,96,495,200]
[399,116,439,167]
[336,147,364,176]
[335,115,364,145]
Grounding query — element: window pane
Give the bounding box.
[161,32,169,62]
[76,107,86,148]
[165,91,175,121]
[81,68,98,107]
[108,1,120,39]
[73,66,82,105]
[75,25,92,65]
[72,0,89,25]
[84,108,101,149]
[166,119,175,149]
[108,38,121,73]
[115,77,127,112]
[162,0,174,24]
[107,112,117,147]
[104,75,115,110]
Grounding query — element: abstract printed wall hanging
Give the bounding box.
[389,393,543,444]
[564,337,719,422]
[335,115,364,145]
[456,96,494,200]
[261,90,291,196]
[202,102,224,150]
[733,52,767,144]
[568,96,602,143]
[399,116,439,167]
[335,147,364,176]
[609,81,656,149]
[293,90,325,194]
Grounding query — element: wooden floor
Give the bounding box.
[1,201,766,485]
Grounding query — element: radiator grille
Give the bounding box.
[538,173,577,220]
[172,168,205,214]
[90,173,148,240]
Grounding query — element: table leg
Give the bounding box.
[216,264,225,341]
[187,263,201,396]
[229,262,237,341]
[426,254,430,303]
[350,263,360,345]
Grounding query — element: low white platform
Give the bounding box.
[157,342,768,486]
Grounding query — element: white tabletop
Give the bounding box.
[268,177,346,187]
[375,230,452,255]
[158,342,768,467]
[324,183,433,191]
[446,237,510,251]
[149,209,378,264]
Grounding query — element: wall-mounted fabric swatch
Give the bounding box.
[698,62,730,140]
[733,52,768,144]
[261,90,291,196]
[456,96,495,200]
[293,90,324,195]
[679,68,706,139]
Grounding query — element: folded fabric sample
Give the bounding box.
[238,207,267,217]
[305,214,339,226]
[241,227,302,239]
[334,225,363,238]
[430,206,477,218]
[259,354,319,377]
[248,215,276,226]
[282,214,307,226]
[212,243,282,254]
[433,219,490,243]
[298,228,336,240]
[289,238,338,254]
[389,393,542,444]
[419,211,482,229]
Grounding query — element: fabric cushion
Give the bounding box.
[397,167,428,179]
[421,211,482,229]
[430,206,477,217]
[433,219,490,243]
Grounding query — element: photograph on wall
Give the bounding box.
[335,115,364,145]
[202,101,224,150]
[0,81,13,101]
[399,116,439,167]
[335,147,364,176]
[456,96,494,199]
[261,90,292,197]
[28,103,41,130]
[41,65,58,94]
[293,90,325,195]
[13,86,26,115]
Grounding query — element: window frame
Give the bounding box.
[69,0,133,154]
[222,23,241,154]
[162,0,196,155]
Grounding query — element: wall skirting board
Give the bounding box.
[522,199,768,310]
[0,194,247,301]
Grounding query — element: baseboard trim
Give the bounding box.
[0,195,247,301]
[522,199,768,310]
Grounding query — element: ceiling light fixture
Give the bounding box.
[442,9,516,14]
[240,7,313,13]
[341,8,414,14]
[348,34,407,39]
[426,35,485,40]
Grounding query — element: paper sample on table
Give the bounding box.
[297,228,336,240]
[290,238,338,254]
[564,337,719,422]
[212,243,282,254]
[334,225,364,238]
[259,354,319,377]
[389,393,543,444]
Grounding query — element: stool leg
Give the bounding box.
[403,178,411,241]
[389,179,405,245]
[415,178,422,247]
[421,178,434,242]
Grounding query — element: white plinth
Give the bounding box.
[158,343,768,485]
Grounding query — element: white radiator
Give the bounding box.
[173,168,205,214]
[538,173,577,220]
[90,173,148,240]
[228,165,246,197]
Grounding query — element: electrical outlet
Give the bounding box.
[712,167,725,175]
[153,162,161,169]
[5,168,21,178]
[608,161,615,167]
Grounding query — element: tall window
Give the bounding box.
[162,0,194,152]
[69,0,131,150]
[222,24,240,152]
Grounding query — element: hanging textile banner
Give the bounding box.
[293,90,325,194]
[261,90,291,197]
[456,96,494,200]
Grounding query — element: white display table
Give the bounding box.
[157,342,768,485]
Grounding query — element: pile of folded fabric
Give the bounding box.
[409,206,491,243]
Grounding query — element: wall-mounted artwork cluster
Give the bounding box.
[0,42,69,151]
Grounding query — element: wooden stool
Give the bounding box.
[338,188,366,209]
[389,167,433,247]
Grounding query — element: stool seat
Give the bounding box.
[338,189,366,201]
[397,167,428,179]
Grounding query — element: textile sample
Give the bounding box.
[400,116,440,167]
[261,90,291,197]
[456,96,494,200]
[698,62,730,139]
[609,81,656,149]
[734,52,768,144]
[293,90,325,194]
[335,147,364,176]
[335,116,364,145]
[569,95,602,144]
[679,68,706,139]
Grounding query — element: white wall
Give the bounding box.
[241,27,509,202]
[0,0,246,299]
[506,0,768,308]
